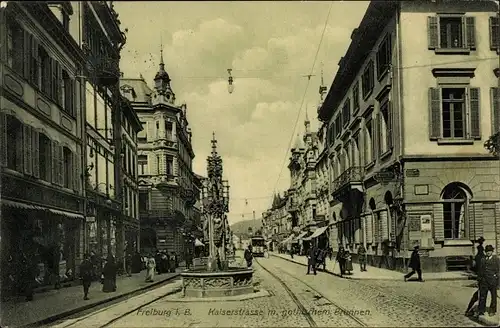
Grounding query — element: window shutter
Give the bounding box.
[490,17,499,51]
[387,102,393,149]
[51,141,59,184]
[377,113,382,156]
[148,153,157,175]
[428,88,441,139]
[31,36,39,85]
[23,125,33,175]
[32,129,40,178]
[427,16,438,49]
[433,203,444,242]
[0,113,6,167]
[471,203,483,240]
[492,87,500,133]
[56,61,62,105]
[23,30,31,79]
[59,146,65,187]
[468,87,480,139]
[73,153,81,193]
[465,17,476,49]
[147,122,155,142]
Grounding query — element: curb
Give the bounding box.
[271,254,470,281]
[18,273,180,328]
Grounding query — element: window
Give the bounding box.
[328,124,335,145]
[167,157,173,175]
[63,147,72,189]
[427,16,476,50]
[6,18,24,75]
[39,133,52,181]
[429,87,480,140]
[157,155,161,174]
[62,70,75,115]
[29,35,39,85]
[376,34,392,79]
[365,120,373,165]
[361,60,374,99]
[490,17,499,51]
[6,116,23,171]
[379,99,393,154]
[51,59,61,104]
[492,87,500,133]
[86,83,96,127]
[335,116,342,138]
[442,184,468,239]
[342,99,350,127]
[39,47,51,94]
[353,134,360,166]
[165,121,173,140]
[352,82,360,115]
[156,121,160,138]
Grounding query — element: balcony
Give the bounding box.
[95,56,120,86]
[331,166,364,202]
[153,174,177,189]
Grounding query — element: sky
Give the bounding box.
[115,1,370,225]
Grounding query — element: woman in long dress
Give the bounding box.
[102,255,117,292]
[145,255,155,282]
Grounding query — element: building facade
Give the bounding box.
[263,193,290,251]
[122,54,199,258]
[117,93,142,254]
[319,0,500,272]
[70,1,126,265]
[0,2,86,296]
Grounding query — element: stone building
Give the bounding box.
[0,1,86,295]
[263,193,290,251]
[318,0,500,272]
[70,1,126,264]
[117,92,143,254]
[121,52,199,257]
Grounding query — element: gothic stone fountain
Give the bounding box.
[180,134,253,298]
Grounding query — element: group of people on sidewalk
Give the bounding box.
[464,237,499,319]
[144,250,184,283]
[79,253,118,300]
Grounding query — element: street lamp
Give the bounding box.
[227,69,234,94]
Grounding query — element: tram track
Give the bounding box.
[50,281,182,328]
[254,258,368,327]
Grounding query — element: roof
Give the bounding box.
[318,0,398,122]
[120,77,153,104]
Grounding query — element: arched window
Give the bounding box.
[442,183,469,239]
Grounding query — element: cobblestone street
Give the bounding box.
[49,256,488,327]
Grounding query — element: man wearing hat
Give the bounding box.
[477,245,499,317]
[404,245,423,282]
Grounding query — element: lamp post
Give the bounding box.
[203,133,230,271]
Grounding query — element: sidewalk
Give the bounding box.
[1,267,183,327]
[271,252,472,281]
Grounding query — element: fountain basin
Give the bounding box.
[180,268,254,298]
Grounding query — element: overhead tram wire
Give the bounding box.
[270,0,334,197]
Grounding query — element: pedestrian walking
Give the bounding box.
[307,245,318,275]
[404,245,423,282]
[344,250,353,274]
[80,253,93,300]
[465,237,485,316]
[145,254,156,282]
[102,254,117,292]
[131,251,142,274]
[357,244,367,272]
[20,253,35,301]
[476,245,499,317]
[336,246,346,277]
[244,245,253,268]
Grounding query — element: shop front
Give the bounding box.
[1,174,85,298]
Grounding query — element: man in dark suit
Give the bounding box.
[307,245,318,275]
[404,245,423,282]
[465,236,486,316]
[477,245,499,317]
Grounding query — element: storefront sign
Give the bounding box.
[406,169,420,177]
[86,216,96,222]
[409,217,421,231]
[420,215,432,232]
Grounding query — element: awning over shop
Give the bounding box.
[281,234,294,244]
[302,226,329,241]
[2,199,84,219]
[194,238,204,247]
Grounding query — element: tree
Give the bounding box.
[484,132,500,157]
